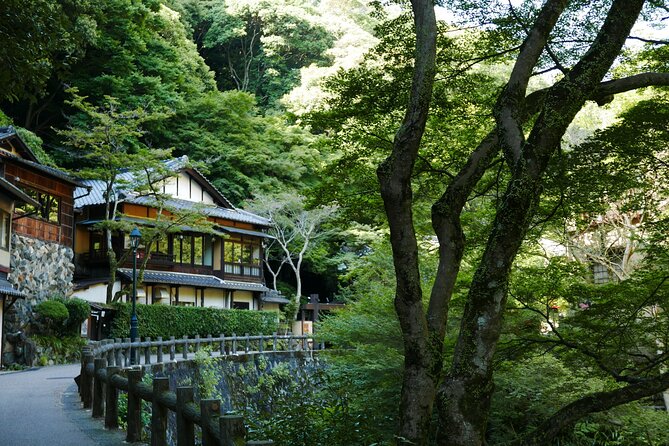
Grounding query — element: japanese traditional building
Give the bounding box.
[0,127,83,365]
[72,156,288,312]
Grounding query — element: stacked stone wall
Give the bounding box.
[2,234,74,365]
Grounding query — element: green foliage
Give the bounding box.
[34,300,69,326]
[177,0,335,109]
[109,303,279,339]
[490,355,669,446]
[156,90,323,204]
[0,0,94,102]
[32,335,87,364]
[62,298,90,336]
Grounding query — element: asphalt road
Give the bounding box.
[0,363,128,445]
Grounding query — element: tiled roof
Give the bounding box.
[0,177,39,206]
[73,156,269,227]
[0,278,25,298]
[117,269,269,292]
[127,195,270,226]
[261,290,290,304]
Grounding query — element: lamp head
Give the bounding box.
[130,227,142,249]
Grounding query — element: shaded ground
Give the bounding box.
[0,363,129,446]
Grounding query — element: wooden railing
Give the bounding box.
[78,333,318,445]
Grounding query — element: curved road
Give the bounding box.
[0,364,128,445]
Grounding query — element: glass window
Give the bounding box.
[16,188,60,223]
[0,211,9,249]
[181,236,192,264]
[193,236,203,265]
[203,237,213,266]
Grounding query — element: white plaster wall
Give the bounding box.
[203,288,226,308]
[72,281,122,304]
[162,173,215,204]
[233,290,254,310]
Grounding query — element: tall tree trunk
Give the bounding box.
[436,1,647,444]
[377,0,437,444]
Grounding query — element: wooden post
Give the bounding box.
[194,334,200,354]
[207,334,213,355]
[176,387,195,446]
[272,333,277,352]
[124,338,131,367]
[106,340,115,367]
[105,366,120,429]
[170,336,176,361]
[219,334,225,355]
[183,335,189,360]
[145,337,152,364]
[82,353,94,408]
[151,377,170,446]
[92,358,106,418]
[200,399,220,446]
[259,334,264,353]
[245,334,250,353]
[232,333,237,355]
[220,415,246,446]
[116,341,123,367]
[156,336,163,363]
[127,368,143,443]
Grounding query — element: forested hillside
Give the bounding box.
[0,0,374,203]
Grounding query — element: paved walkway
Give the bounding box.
[0,364,129,445]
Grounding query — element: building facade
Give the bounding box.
[72,156,287,313]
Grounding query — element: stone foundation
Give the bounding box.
[2,234,74,366]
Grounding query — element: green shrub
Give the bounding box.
[62,297,90,335]
[32,335,86,364]
[108,303,279,339]
[34,300,69,335]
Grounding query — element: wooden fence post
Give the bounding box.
[170,336,176,361]
[124,338,131,367]
[176,386,195,446]
[200,399,220,446]
[220,415,246,446]
[272,333,277,352]
[194,334,200,354]
[156,336,163,363]
[259,335,264,353]
[245,334,250,353]
[207,334,213,354]
[219,334,225,355]
[105,366,120,429]
[82,353,94,408]
[232,333,237,355]
[183,335,189,360]
[92,358,106,418]
[151,377,170,446]
[127,368,143,443]
[145,337,152,364]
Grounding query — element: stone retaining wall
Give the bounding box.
[1,234,74,365]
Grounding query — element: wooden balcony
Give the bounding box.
[13,216,62,244]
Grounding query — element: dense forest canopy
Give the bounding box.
[2,0,669,445]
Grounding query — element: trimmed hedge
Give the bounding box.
[109,303,279,339]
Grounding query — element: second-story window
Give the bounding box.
[172,234,213,267]
[15,188,60,223]
[0,210,10,249]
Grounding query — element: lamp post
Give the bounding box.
[129,227,141,365]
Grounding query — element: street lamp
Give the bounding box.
[129,227,141,365]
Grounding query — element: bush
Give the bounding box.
[62,297,90,335]
[109,303,279,339]
[34,300,69,335]
[32,335,86,364]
